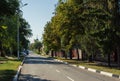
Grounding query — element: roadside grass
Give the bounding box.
[0,57,22,81]
[56,58,120,75]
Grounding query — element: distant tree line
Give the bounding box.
[30,39,42,54]
[0,0,32,57]
[43,0,120,67]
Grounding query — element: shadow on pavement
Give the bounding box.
[18,74,52,81]
[24,56,63,65]
[0,70,16,81]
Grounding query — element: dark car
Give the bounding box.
[25,50,29,55]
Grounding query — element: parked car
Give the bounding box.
[25,50,29,55]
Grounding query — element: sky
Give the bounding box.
[22,0,58,43]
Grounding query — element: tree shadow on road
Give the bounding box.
[18,74,53,81]
[24,56,64,65]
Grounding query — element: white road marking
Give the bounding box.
[66,76,74,81]
[56,69,60,73]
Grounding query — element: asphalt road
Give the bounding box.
[18,53,120,81]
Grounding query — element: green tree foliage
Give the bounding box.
[43,0,120,66]
[19,17,32,50]
[43,21,61,54]
[78,0,112,61]
[0,16,18,56]
[30,39,42,54]
[0,0,20,16]
[0,0,32,57]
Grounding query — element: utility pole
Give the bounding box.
[17,3,28,59]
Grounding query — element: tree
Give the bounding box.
[43,0,120,66]
[0,0,32,57]
[54,0,85,59]
[79,0,111,61]
[43,21,61,56]
[19,17,32,50]
[0,0,20,56]
[0,0,20,16]
[32,39,42,54]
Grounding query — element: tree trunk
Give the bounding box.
[76,48,80,60]
[0,41,2,57]
[69,48,72,59]
[62,50,67,59]
[108,53,111,67]
[0,41,5,57]
[65,53,67,59]
[117,47,120,69]
[51,50,54,57]
[55,51,57,57]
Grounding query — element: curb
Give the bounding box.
[77,65,120,79]
[55,59,120,79]
[13,57,25,81]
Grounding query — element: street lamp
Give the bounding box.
[17,3,28,59]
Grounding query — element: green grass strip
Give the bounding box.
[0,57,21,81]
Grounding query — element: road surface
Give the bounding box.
[18,52,120,81]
